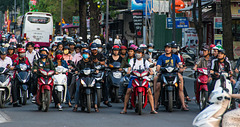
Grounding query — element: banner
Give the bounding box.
[73,16,79,26]
[231,2,240,17]
[233,41,240,59]
[182,28,198,55]
[214,17,222,29]
[166,17,189,29]
[132,11,143,38]
[131,0,152,15]
[214,34,223,45]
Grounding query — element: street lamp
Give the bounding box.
[105,0,109,45]
[60,0,63,35]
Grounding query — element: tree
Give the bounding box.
[221,0,233,60]
[89,0,101,41]
[79,0,87,42]
[192,0,203,50]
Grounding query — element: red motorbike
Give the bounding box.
[195,68,209,111]
[36,69,54,112]
[131,69,150,115]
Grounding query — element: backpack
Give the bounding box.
[132,58,147,70]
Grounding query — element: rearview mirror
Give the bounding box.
[126,63,131,68]
[149,64,155,68]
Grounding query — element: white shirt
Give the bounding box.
[0,56,12,68]
[93,39,102,45]
[26,50,37,65]
[114,39,121,45]
[129,58,150,70]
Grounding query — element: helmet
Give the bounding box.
[34,44,40,48]
[96,44,102,48]
[112,45,120,50]
[57,42,63,47]
[218,49,226,54]
[18,48,26,53]
[210,44,215,48]
[120,45,127,50]
[171,42,178,48]
[81,43,89,49]
[63,46,69,49]
[75,44,81,49]
[83,49,90,54]
[75,39,81,43]
[52,44,57,48]
[79,37,83,40]
[91,43,98,50]
[94,35,99,39]
[202,45,210,51]
[26,42,35,47]
[69,42,75,46]
[216,45,223,50]
[55,50,63,55]
[148,43,154,48]
[139,44,147,49]
[0,47,8,55]
[136,47,144,53]
[8,46,15,50]
[164,43,172,48]
[40,48,49,54]
[128,46,135,51]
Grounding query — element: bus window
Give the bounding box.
[28,16,50,24]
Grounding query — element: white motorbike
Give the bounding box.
[193,87,231,127]
[52,66,68,105]
[0,67,11,108]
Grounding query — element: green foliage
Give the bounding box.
[0,0,29,14]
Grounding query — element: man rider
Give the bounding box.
[69,42,76,56]
[120,48,157,114]
[154,43,188,111]
[120,45,127,59]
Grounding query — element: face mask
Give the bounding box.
[40,54,47,58]
[148,49,153,52]
[82,54,89,59]
[19,53,26,58]
[172,49,177,53]
[135,53,142,59]
[144,50,147,54]
[64,50,69,54]
[56,54,63,60]
[35,49,39,52]
[98,48,102,52]
[211,50,214,54]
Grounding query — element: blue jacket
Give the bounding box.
[53,60,68,69]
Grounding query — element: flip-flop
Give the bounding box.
[120,110,127,114]
[95,108,99,112]
[150,110,158,114]
[181,107,189,111]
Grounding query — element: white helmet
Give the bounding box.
[40,47,49,54]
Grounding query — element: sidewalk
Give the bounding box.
[0,111,10,123]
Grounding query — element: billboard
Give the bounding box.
[131,0,152,15]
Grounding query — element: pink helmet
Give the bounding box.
[34,44,40,48]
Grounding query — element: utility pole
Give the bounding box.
[60,0,63,35]
[172,0,176,41]
[22,0,25,15]
[105,0,109,45]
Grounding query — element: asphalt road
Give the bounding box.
[0,77,199,127]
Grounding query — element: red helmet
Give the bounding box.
[18,48,26,53]
[210,44,215,48]
[120,45,127,50]
[112,45,120,50]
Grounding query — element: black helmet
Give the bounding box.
[63,46,69,49]
[57,42,63,47]
[26,42,35,47]
[8,46,15,50]
[136,47,144,53]
[55,50,63,55]
[164,43,172,48]
[81,43,88,49]
[218,49,226,54]
[75,44,81,49]
[69,42,75,46]
[96,44,102,48]
[171,42,178,48]
[148,43,154,48]
[0,47,8,55]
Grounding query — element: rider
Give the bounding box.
[7,46,18,61]
[90,43,112,107]
[26,42,39,66]
[120,45,127,59]
[120,47,157,114]
[52,50,68,111]
[72,44,83,65]
[147,43,154,63]
[121,46,135,68]
[69,42,76,56]
[107,45,123,64]
[63,46,73,64]
[93,35,102,45]
[32,48,55,102]
[34,44,40,53]
[154,43,188,111]
[73,49,99,112]
[9,34,18,44]
[0,47,21,107]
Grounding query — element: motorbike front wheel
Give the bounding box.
[87,94,91,113]
[199,90,208,111]
[97,89,101,108]
[42,89,50,112]
[138,92,143,115]
[167,91,173,112]
[115,88,119,103]
[22,91,27,105]
[0,91,5,108]
[57,91,62,103]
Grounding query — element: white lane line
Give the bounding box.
[183,76,195,80]
[0,111,10,123]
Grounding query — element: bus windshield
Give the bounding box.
[28,16,50,24]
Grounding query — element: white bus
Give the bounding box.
[21,12,53,47]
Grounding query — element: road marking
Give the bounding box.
[183,76,195,80]
[0,111,10,123]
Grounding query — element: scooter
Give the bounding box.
[0,67,11,108]
[35,69,55,112]
[159,66,181,112]
[52,66,68,106]
[195,68,209,111]
[94,65,105,108]
[15,63,31,105]
[193,87,231,127]
[79,68,96,113]
[107,62,123,103]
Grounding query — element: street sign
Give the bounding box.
[166,17,189,29]
[132,11,143,38]
[214,17,222,29]
[73,16,79,26]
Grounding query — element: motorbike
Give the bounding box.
[193,87,231,127]
[79,68,96,113]
[130,64,154,115]
[181,46,195,66]
[35,69,55,112]
[15,63,31,105]
[159,66,181,112]
[194,68,209,111]
[107,62,123,103]
[52,66,68,106]
[0,67,11,108]
[93,65,105,108]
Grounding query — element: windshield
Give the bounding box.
[28,16,50,24]
[0,75,7,83]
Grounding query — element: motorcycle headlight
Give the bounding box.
[134,80,140,86]
[20,64,27,71]
[81,79,87,87]
[90,79,95,87]
[163,77,167,84]
[113,72,122,78]
[83,70,91,75]
[48,78,53,84]
[40,78,45,84]
[48,71,54,76]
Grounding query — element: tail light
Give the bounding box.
[46,14,52,16]
[27,13,32,15]
[24,33,27,40]
[49,35,52,42]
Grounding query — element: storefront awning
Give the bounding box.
[179,0,214,11]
